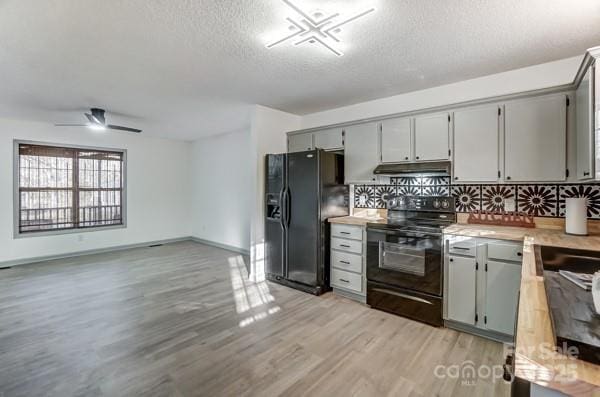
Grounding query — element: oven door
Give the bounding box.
[367,226,442,296]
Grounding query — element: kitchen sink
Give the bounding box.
[535,244,600,365]
[535,245,600,275]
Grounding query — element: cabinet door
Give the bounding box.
[380,117,412,163]
[288,132,313,153]
[504,94,567,182]
[314,128,343,151]
[414,113,450,161]
[485,260,521,336]
[576,67,595,180]
[453,106,500,182]
[447,255,477,325]
[344,123,379,184]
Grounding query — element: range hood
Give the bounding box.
[373,161,451,175]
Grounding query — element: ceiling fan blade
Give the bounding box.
[107,124,142,133]
[84,113,96,124]
[55,123,90,127]
[90,108,106,124]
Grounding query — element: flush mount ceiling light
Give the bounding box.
[266,0,375,57]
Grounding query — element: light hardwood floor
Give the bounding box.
[0,241,510,397]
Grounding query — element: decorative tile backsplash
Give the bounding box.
[352,176,600,219]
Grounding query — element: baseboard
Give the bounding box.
[444,319,513,344]
[190,237,250,256]
[332,287,367,304]
[0,236,250,269]
[0,236,193,268]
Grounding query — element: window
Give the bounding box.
[15,142,126,235]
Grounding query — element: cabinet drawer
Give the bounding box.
[447,237,477,257]
[331,224,363,240]
[331,268,363,293]
[331,250,362,273]
[487,242,523,262]
[331,237,362,254]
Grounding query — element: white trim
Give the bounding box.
[0,237,192,268]
[13,140,128,238]
[190,237,250,256]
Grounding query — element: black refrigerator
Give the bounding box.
[265,149,348,295]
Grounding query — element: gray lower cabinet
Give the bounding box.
[485,259,521,335]
[330,224,366,302]
[447,255,477,325]
[444,234,523,341]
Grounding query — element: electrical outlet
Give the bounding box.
[504,198,516,212]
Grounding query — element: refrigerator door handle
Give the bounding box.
[284,187,291,228]
[278,188,286,229]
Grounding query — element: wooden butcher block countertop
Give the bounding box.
[445,224,600,396]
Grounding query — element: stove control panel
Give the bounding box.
[387,196,456,213]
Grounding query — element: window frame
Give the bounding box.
[13,140,128,238]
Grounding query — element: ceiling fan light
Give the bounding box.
[88,124,106,131]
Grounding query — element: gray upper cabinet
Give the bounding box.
[504,94,567,182]
[379,117,412,163]
[414,113,450,161]
[576,66,594,180]
[314,128,344,151]
[453,105,500,182]
[288,132,313,153]
[344,122,379,184]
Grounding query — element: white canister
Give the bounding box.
[565,197,588,236]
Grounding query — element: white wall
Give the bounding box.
[0,55,585,267]
[0,117,191,264]
[249,105,301,279]
[190,128,251,252]
[301,56,582,129]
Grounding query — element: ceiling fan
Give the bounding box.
[55,108,142,133]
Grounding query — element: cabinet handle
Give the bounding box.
[404,156,409,160]
[340,260,350,264]
[506,176,511,180]
[340,231,351,235]
[339,278,350,283]
[517,252,522,257]
[416,156,420,160]
[340,244,350,248]
[454,177,459,180]
[584,171,590,176]
[452,246,470,251]
[449,258,454,262]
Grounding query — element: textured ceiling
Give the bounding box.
[0,0,599,140]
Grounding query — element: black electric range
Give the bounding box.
[366,196,456,326]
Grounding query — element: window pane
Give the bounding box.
[77,150,123,229]
[18,144,124,233]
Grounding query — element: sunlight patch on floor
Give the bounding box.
[228,254,280,327]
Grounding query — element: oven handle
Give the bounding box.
[367,228,442,239]
[372,288,434,305]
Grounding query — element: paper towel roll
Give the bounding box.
[565,197,588,236]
